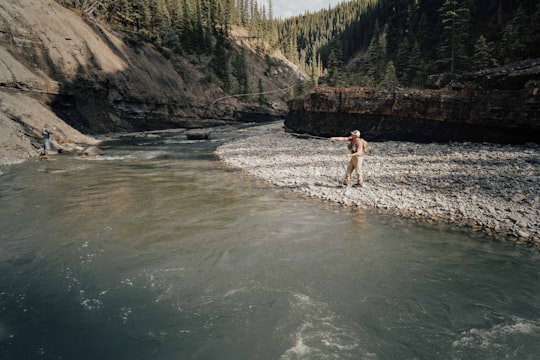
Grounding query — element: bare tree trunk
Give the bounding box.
[81,0,106,17]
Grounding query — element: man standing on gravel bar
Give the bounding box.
[330,130,368,187]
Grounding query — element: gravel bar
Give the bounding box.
[216,123,540,245]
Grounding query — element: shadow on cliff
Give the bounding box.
[49,63,120,135]
[27,18,233,135]
[29,33,138,134]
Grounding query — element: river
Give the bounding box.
[1,123,539,360]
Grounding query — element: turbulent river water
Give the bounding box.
[1,124,539,360]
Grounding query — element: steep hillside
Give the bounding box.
[0,0,298,164]
[275,0,539,87]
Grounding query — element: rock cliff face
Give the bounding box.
[286,60,540,144]
[1,0,213,133]
[0,0,290,135]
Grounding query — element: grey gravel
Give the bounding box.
[216,123,540,245]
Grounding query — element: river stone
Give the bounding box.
[486,205,497,215]
[508,213,528,226]
[83,146,103,156]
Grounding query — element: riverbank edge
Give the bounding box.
[216,122,540,246]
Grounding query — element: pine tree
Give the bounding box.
[132,0,152,31]
[232,48,249,94]
[405,41,423,86]
[437,0,471,73]
[395,37,410,84]
[223,0,232,32]
[472,35,491,70]
[358,20,387,86]
[107,0,132,25]
[238,0,248,27]
[382,60,398,91]
[180,0,193,51]
[512,5,528,52]
[327,39,345,86]
[499,24,524,64]
[194,0,211,54]
[268,0,274,21]
[499,5,528,64]
[370,21,386,84]
[149,0,171,31]
[211,28,231,91]
[307,52,319,87]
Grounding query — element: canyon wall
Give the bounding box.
[0,0,289,135]
[286,60,540,144]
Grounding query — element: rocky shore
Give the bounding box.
[216,123,540,245]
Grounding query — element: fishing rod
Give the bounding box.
[204,84,294,131]
[287,132,328,140]
[209,84,294,107]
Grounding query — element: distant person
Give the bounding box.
[330,130,368,187]
[42,126,51,154]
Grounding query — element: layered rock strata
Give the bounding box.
[0,0,287,136]
[287,60,540,144]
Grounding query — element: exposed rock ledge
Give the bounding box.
[216,123,540,245]
[286,60,540,144]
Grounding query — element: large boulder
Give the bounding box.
[186,129,211,140]
[82,146,103,157]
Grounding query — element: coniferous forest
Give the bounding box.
[58,0,540,93]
